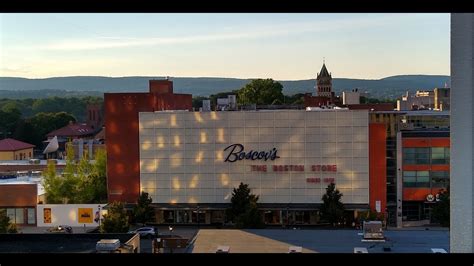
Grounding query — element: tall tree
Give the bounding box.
[60,142,80,203]
[80,149,108,204]
[320,183,345,227]
[101,202,130,233]
[227,182,263,228]
[237,79,284,105]
[42,160,63,204]
[0,209,12,233]
[43,148,107,204]
[432,187,450,227]
[133,191,155,225]
[0,105,21,138]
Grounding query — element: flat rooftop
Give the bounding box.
[189,229,449,253]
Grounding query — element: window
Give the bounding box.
[27,208,35,224]
[431,147,450,164]
[6,209,15,222]
[15,208,24,224]
[403,171,430,188]
[403,171,417,187]
[431,171,449,188]
[403,147,430,165]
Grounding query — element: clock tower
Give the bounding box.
[316,62,333,97]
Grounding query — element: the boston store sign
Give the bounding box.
[223,143,337,184]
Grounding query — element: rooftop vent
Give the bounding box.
[96,239,120,252]
[216,245,230,253]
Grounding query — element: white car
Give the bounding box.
[128,227,157,238]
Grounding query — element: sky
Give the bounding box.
[0,13,449,80]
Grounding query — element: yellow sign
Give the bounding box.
[78,208,93,223]
[44,208,51,223]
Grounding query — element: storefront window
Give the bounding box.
[163,210,174,223]
[6,209,15,223]
[15,208,24,224]
[175,210,187,224]
[27,208,35,224]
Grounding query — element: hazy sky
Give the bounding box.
[0,13,449,80]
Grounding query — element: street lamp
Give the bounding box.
[98,205,101,231]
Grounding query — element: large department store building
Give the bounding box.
[109,106,387,225]
[104,71,387,226]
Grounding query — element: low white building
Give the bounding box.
[36,204,107,227]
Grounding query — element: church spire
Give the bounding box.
[319,62,331,78]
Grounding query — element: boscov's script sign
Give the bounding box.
[224,144,280,162]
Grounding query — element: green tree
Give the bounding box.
[0,104,22,138]
[432,188,450,227]
[284,93,305,105]
[101,202,130,233]
[133,191,155,225]
[42,160,63,204]
[320,183,345,227]
[60,142,81,203]
[237,79,284,105]
[0,209,12,233]
[0,209,17,233]
[82,149,108,203]
[227,182,263,228]
[43,148,107,204]
[28,112,76,147]
[192,96,209,110]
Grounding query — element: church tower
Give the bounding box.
[316,62,333,97]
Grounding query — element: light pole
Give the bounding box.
[98,205,101,232]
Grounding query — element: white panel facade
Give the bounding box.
[451,13,474,253]
[139,110,369,205]
[36,204,107,227]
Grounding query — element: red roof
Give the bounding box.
[0,138,35,151]
[46,123,95,138]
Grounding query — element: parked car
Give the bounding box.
[128,227,157,238]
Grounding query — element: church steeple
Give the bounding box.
[316,61,332,97]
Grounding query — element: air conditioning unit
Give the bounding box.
[216,245,230,253]
[96,239,120,252]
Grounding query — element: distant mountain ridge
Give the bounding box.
[0,75,450,99]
